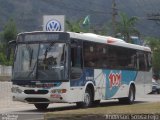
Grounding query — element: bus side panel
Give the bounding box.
[66,87,84,102]
[144,70,152,94]
[94,69,106,100]
[135,71,152,97]
[70,68,95,102]
[97,69,138,99]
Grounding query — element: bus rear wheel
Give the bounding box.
[34,103,49,110]
[119,85,135,104]
[93,100,100,106]
[127,85,135,104]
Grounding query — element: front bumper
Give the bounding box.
[12,86,68,104]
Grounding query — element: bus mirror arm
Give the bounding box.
[7,40,16,60]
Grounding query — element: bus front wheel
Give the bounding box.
[34,103,49,110]
[76,88,93,108]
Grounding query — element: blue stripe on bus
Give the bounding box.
[70,68,137,99]
[70,69,95,87]
[103,70,137,98]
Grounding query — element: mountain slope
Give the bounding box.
[0,0,159,37]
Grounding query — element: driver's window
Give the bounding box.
[21,47,30,71]
[71,39,83,79]
[38,43,65,70]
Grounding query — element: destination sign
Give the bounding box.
[17,32,69,42]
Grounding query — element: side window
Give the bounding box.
[145,52,152,71]
[107,45,137,70]
[107,45,118,69]
[95,44,108,68]
[71,39,83,79]
[130,53,138,70]
[84,42,108,68]
[121,49,137,70]
[84,42,96,68]
[138,51,146,71]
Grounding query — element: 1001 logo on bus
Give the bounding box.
[108,71,121,89]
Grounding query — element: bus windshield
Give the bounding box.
[13,42,68,81]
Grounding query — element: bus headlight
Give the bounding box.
[51,89,67,93]
[11,87,23,93]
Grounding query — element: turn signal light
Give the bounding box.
[51,89,67,93]
[61,89,67,93]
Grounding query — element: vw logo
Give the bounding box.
[46,19,62,31]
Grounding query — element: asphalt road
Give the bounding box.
[1,82,160,120]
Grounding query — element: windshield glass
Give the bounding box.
[13,43,68,81]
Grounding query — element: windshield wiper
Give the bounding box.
[26,44,33,67]
[27,44,40,79]
[27,60,37,79]
[44,42,56,64]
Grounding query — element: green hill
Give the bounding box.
[0,0,159,37]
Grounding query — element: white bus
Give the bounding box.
[8,31,152,110]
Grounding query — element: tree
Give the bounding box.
[91,23,109,35]
[116,13,139,43]
[145,37,160,76]
[2,19,17,46]
[66,19,85,32]
[0,18,17,65]
[66,19,109,36]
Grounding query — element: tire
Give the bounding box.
[126,85,135,104]
[93,100,100,106]
[118,98,126,104]
[76,88,93,108]
[119,85,135,104]
[34,103,49,110]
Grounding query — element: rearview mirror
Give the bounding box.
[7,40,16,60]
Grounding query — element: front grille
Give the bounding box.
[24,90,49,94]
[25,98,49,103]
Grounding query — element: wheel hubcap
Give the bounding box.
[130,89,134,101]
[84,93,90,106]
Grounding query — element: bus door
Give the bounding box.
[69,39,84,101]
[70,39,83,85]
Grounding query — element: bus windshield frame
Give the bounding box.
[12,32,70,84]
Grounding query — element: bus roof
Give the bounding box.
[68,32,151,52]
[17,31,151,52]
